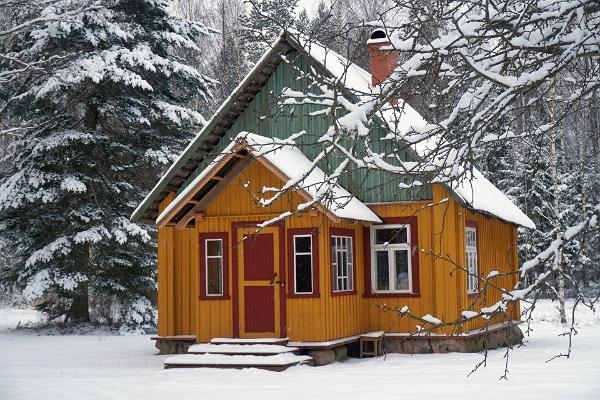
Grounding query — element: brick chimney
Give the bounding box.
[367,29,399,87]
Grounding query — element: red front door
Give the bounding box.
[237,226,281,338]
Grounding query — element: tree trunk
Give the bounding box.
[550,127,567,324]
[576,124,589,288]
[69,243,90,322]
[66,103,97,323]
[69,283,90,322]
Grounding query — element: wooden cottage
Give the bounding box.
[132,30,535,361]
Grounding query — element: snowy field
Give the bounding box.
[0,300,599,400]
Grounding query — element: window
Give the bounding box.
[199,232,229,299]
[293,235,313,294]
[287,228,319,298]
[371,225,411,293]
[205,239,223,296]
[332,235,354,292]
[465,225,478,294]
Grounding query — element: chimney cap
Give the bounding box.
[367,29,389,44]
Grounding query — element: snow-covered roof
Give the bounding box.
[156,132,382,226]
[290,33,373,95]
[377,107,535,228]
[290,33,535,229]
[135,30,535,229]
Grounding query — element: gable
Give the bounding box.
[178,50,432,204]
[203,158,306,217]
[157,132,381,227]
[131,35,434,224]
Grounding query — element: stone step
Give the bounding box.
[210,337,289,346]
[188,343,299,356]
[164,353,313,371]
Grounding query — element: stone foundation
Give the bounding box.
[151,335,197,355]
[384,323,524,354]
[308,349,336,366]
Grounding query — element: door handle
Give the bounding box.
[269,273,285,287]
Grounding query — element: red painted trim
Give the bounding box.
[362,216,421,298]
[287,228,320,298]
[198,232,230,300]
[467,292,479,300]
[465,220,480,294]
[465,220,478,228]
[329,227,357,296]
[231,221,286,338]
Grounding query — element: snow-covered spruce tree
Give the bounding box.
[0,0,214,326]
[239,0,298,65]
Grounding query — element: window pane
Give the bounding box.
[466,229,477,248]
[295,254,312,293]
[347,238,353,264]
[375,251,389,290]
[295,236,311,253]
[467,251,478,292]
[395,250,409,291]
[332,236,352,291]
[206,239,222,257]
[375,227,407,245]
[207,257,223,295]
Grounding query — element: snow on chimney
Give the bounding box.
[367,29,399,87]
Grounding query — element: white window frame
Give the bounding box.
[205,238,224,296]
[293,234,313,294]
[370,224,412,293]
[332,235,354,292]
[465,226,479,294]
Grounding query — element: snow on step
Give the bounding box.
[164,353,313,371]
[188,343,298,355]
[210,337,289,345]
[360,331,384,338]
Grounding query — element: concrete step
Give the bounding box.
[188,343,299,356]
[210,337,289,346]
[164,353,313,371]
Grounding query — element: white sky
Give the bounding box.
[297,0,321,15]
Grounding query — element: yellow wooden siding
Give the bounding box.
[156,159,521,342]
[463,209,520,331]
[363,185,465,335]
[195,160,365,342]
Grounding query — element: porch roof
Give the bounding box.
[156,132,382,227]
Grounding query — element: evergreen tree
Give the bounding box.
[295,8,311,35]
[212,0,247,106]
[0,0,214,327]
[239,0,298,65]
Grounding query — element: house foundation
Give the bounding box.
[151,335,197,355]
[384,323,524,354]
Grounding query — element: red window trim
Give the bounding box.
[363,216,421,298]
[199,232,230,300]
[330,228,357,296]
[287,228,320,298]
[465,220,480,297]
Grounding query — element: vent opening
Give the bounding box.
[370,29,387,40]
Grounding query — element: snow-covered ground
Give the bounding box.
[0,307,47,331]
[0,300,598,400]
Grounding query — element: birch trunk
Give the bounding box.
[550,128,567,324]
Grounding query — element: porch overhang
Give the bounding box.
[156,132,382,228]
